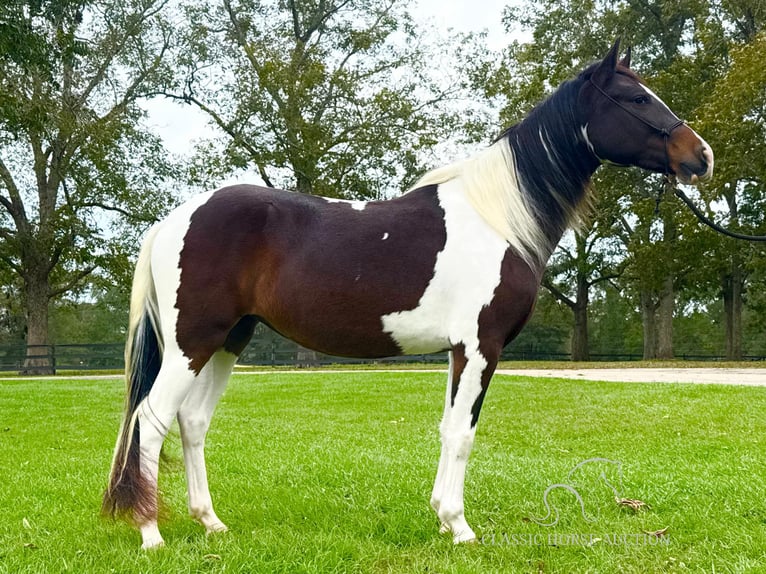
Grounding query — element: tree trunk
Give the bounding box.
[657,274,674,359]
[295,170,313,194]
[571,279,590,361]
[723,188,743,360]
[723,261,744,360]
[640,290,657,360]
[23,274,54,375]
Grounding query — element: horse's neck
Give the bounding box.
[510,109,600,256]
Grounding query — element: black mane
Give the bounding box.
[498,65,601,250]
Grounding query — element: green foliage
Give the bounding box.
[50,286,128,343]
[0,0,182,350]
[589,285,643,357]
[175,0,475,198]
[512,289,571,356]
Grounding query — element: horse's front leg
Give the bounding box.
[431,344,497,543]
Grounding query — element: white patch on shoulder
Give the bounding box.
[324,197,367,211]
[381,179,508,354]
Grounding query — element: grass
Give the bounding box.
[1,371,766,573]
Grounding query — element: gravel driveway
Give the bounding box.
[496,367,766,386]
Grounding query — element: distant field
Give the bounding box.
[1,371,765,573]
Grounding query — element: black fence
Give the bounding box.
[0,343,126,374]
[1,338,764,374]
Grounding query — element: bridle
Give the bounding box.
[588,77,766,242]
[588,78,684,178]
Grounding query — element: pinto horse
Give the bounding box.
[103,40,713,548]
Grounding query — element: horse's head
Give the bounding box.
[580,40,714,185]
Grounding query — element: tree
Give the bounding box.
[694,31,766,359]
[170,0,470,198]
[542,225,623,361]
[0,0,178,373]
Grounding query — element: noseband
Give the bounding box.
[588,78,684,177]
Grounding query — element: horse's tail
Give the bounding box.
[102,223,163,522]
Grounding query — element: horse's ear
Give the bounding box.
[592,39,620,85]
[619,45,632,69]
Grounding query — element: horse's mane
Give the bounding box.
[410,64,609,266]
[410,141,548,266]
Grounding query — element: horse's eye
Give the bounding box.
[633,95,650,104]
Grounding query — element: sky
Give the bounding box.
[141,0,518,181]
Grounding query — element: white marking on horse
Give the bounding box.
[324,197,367,211]
[382,232,389,240]
[640,83,714,179]
[639,82,674,115]
[580,124,595,154]
[381,178,508,355]
[539,126,556,165]
[152,190,218,345]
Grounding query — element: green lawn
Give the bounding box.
[1,371,765,573]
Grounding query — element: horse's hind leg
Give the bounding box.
[177,350,237,534]
[136,353,199,549]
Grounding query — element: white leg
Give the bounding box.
[431,345,496,544]
[430,350,457,520]
[136,355,199,550]
[177,351,236,534]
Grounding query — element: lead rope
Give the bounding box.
[673,187,766,242]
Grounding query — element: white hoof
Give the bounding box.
[140,523,165,550]
[453,530,478,544]
[205,521,229,536]
[438,518,477,543]
[141,537,165,550]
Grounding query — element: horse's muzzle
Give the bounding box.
[674,135,714,186]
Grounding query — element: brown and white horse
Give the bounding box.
[103,41,713,548]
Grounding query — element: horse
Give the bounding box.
[102,40,713,549]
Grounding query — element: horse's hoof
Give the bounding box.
[141,538,165,551]
[455,536,479,545]
[205,522,229,536]
[453,530,478,544]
